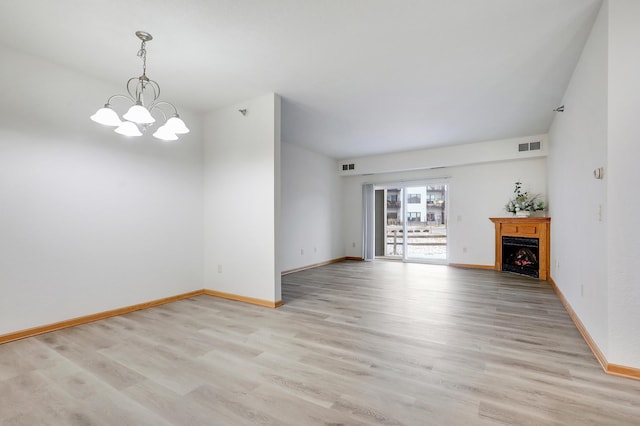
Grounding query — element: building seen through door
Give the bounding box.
[374,184,448,261]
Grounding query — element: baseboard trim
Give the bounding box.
[0,289,205,345]
[548,277,608,370]
[449,263,495,270]
[281,257,346,275]
[345,256,364,261]
[0,287,283,346]
[548,276,640,381]
[607,363,640,380]
[203,289,282,308]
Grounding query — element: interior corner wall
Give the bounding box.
[203,93,281,303]
[280,142,344,271]
[0,46,205,336]
[547,0,609,356]
[607,0,640,368]
[341,140,547,266]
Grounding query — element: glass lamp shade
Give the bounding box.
[114,121,142,137]
[90,106,122,126]
[152,125,178,141]
[123,104,155,124]
[165,116,190,134]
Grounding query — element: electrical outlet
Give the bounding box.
[556,259,560,270]
[352,242,356,248]
[581,284,584,297]
[301,248,304,255]
[314,247,317,253]
[462,247,468,253]
[217,264,222,273]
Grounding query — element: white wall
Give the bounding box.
[549,0,640,370]
[203,94,282,303]
[0,46,205,336]
[607,0,640,368]
[280,142,344,271]
[547,1,609,356]
[342,137,547,265]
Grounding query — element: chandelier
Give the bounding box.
[90,31,189,140]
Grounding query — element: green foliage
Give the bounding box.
[505,181,546,213]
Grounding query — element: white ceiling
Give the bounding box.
[0,0,601,159]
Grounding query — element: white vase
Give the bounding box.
[515,210,531,217]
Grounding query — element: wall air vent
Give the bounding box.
[341,163,356,171]
[342,164,349,171]
[519,141,542,152]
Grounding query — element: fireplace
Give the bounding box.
[502,236,539,278]
[489,217,550,280]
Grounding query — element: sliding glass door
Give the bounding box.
[374,183,448,262]
[403,184,448,261]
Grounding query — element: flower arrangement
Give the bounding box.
[505,181,545,215]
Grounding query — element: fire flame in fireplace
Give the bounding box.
[512,248,537,267]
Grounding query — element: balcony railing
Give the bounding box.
[385,225,447,256]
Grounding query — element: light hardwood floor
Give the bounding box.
[1,261,640,425]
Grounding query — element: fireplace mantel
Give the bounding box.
[489,217,551,280]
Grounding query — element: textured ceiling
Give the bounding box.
[0,0,601,159]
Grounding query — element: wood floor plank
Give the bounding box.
[1,260,640,424]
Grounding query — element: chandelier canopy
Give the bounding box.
[90,31,189,140]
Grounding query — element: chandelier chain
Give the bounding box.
[137,40,147,78]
